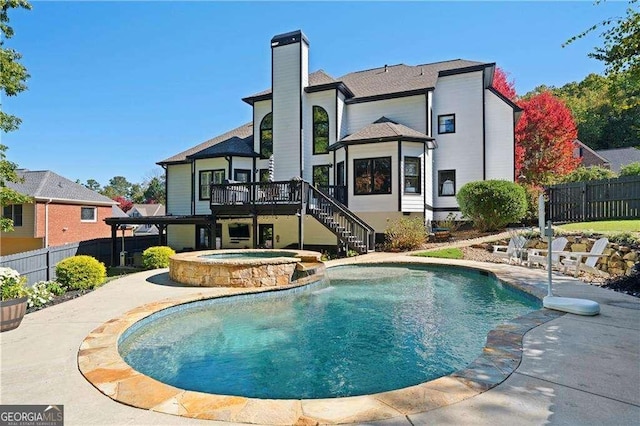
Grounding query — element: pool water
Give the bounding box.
[119,264,540,399]
[200,251,297,260]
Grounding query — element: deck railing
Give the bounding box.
[210,180,303,206]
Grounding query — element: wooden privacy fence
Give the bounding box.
[547,175,640,223]
[0,235,157,286]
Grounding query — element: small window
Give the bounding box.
[354,157,391,195]
[313,165,330,188]
[259,169,270,182]
[438,114,455,134]
[81,206,96,222]
[313,106,329,155]
[438,170,456,196]
[260,113,273,159]
[199,170,225,200]
[234,169,251,183]
[404,157,421,194]
[2,204,23,227]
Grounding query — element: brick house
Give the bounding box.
[1,170,117,256]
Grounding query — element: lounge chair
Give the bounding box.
[527,237,569,269]
[561,237,609,277]
[493,235,527,264]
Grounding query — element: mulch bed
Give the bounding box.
[26,289,95,314]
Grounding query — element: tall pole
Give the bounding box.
[546,220,553,297]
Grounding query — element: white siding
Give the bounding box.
[427,91,433,138]
[485,89,515,181]
[304,90,336,183]
[346,95,426,135]
[424,148,434,221]
[166,163,191,215]
[337,91,347,140]
[272,42,301,181]
[432,71,484,209]
[400,142,426,213]
[193,158,228,215]
[348,142,397,213]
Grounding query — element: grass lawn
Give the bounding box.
[413,248,464,259]
[557,220,640,233]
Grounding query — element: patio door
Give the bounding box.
[258,224,274,248]
[196,224,222,250]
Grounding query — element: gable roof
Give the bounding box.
[129,204,166,217]
[243,59,490,105]
[7,170,116,206]
[158,122,254,164]
[329,117,436,150]
[596,147,640,173]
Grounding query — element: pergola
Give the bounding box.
[104,215,215,266]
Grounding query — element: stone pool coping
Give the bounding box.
[78,259,564,425]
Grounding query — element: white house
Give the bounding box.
[157,30,521,254]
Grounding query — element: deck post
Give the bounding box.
[211,215,217,249]
[252,214,258,248]
[110,224,118,267]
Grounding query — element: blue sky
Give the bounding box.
[2,1,629,186]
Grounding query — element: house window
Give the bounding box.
[404,157,421,194]
[259,169,270,182]
[438,114,455,134]
[199,169,225,200]
[260,113,273,159]
[438,170,456,196]
[336,161,345,186]
[80,206,96,222]
[313,165,330,188]
[354,157,391,195]
[313,106,329,154]
[3,204,23,227]
[234,169,251,183]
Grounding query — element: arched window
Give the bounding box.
[313,106,329,154]
[260,113,273,159]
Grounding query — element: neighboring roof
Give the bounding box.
[574,139,610,168]
[129,204,166,217]
[187,135,258,159]
[111,205,129,218]
[596,147,640,173]
[8,170,116,206]
[329,117,436,150]
[244,59,490,104]
[158,122,253,164]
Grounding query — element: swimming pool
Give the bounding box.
[118,264,540,399]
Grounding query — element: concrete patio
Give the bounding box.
[1,253,638,425]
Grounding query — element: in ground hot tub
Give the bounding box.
[169,249,323,288]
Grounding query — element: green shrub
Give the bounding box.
[620,162,640,177]
[457,180,527,232]
[55,256,106,290]
[384,217,427,251]
[45,281,65,296]
[608,232,639,246]
[560,166,617,183]
[413,248,464,259]
[520,183,545,223]
[142,246,176,269]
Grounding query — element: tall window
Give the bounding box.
[312,165,330,188]
[260,113,273,159]
[438,170,456,196]
[80,206,96,222]
[313,106,329,154]
[404,157,421,194]
[2,204,23,227]
[259,169,270,182]
[199,169,225,200]
[354,157,391,195]
[438,114,456,134]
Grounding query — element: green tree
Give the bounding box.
[560,166,618,182]
[143,176,165,204]
[1,0,31,133]
[129,183,145,203]
[84,179,101,192]
[101,176,132,199]
[0,145,31,232]
[619,161,640,176]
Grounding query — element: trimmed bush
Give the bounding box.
[560,166,617,182]
[142,246,176,269]
[384,217,427,252]
[56,256,106,290]
[620,162,640,177]
[46,281,65,296]
[457,180,527,232]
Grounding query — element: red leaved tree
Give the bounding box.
[113,196,133,212]
[515,91,579,186]
[492,67,517,101]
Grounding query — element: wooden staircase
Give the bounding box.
[306,184,375,254]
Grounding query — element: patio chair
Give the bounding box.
[493,235,527,264]
[561,237,609,277]
[526,237,568,269]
